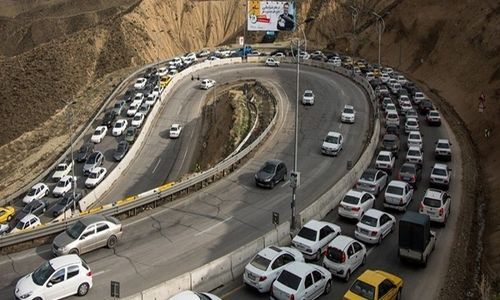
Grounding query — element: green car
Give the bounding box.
[125,127,137,143]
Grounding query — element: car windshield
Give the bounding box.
[378,155,390,162]
[325,136,339,144]
[66,221,86,240]
[60,196,72,205]
[297,227,317,241]
[27,188,37,196]
[22,202,35,213]
[16,220,27,230]
[386,186,404,195]
[126,130,134,137]
[95,128,102,135]
[133,115,141,121]
[343,195,360,205]
[424,197,442,208]
[78,146,88,153]
[56,165,66,171]
[409,134,420,140]
[89,171,99,179]
[262,163,276,173]
[194,292,213,300]
[360,215,378,227]
[383,140,395,147]
[430,112,439,117]
[350,280,375,300]
[400,165,415,173]
[118,143,127,151]
[437,143,449,149]
[344,108,354,114]
[250,254,271,271]
[407,121,418,126]
[360,171,376,181]
[32,261,55,286]
[304,92,313,97]
[433,168,447,176]
[408,150,420,156]
[277,270,301,291]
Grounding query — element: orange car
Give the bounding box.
[344,269,403,300]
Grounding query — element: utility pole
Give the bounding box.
[372,11,385,66]
[61,100,77,219]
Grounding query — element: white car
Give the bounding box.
[292,220,341,260]
[169,291,220,300]
[396,75,407,85]
[354,209,396,244]
[302,90,315,105]
[145,93,158,106]
[156,67,168,77]
[380,73,390,83]
[207,56,220,61]
[265,57,280,67]
[430,163,451,189]
[341,105,356,123]
[383,180,414,211]
[383,67,394,75]
[321,131,343,156]
[169,57,183,66]
[413,91,425,104]
[398,95,410,106]
[327,57,341,67]
[133,78,147,89]
[197,49,211,57]
[127,103,140,117]
[85,167,107,188]
[23,183,49,205]
[15,255,93,300]
[200,79,216,90]
[243,246,304,293]
[400,101,413,114]
[90,126,107,143]
[406,146,424,165]
[407,131,423,149]
[271,262,332,300]
[338,190,375,220]
[404,117,420,133]
[385,103,397,114]
[323,235,367,281]
[298,51,310,60]
[435,139,452,161]
[131,113,145,127]
[169,124,182,138]
[385,111,400,127]
[419,188,451,224]
[375,150,395,174]
[132,93,144,105]
[10,214,41,234]
[182,52,197,62]
[356,168,388,195]
[273,52,285,58]
[112,119,128,136]
[52,175,75,197]
[426,110,442,126]
[365,72,375,82]
[52,161,73,182]
[390,82,402,94]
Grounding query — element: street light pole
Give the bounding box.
[350,6,359,57]
[372,12,385,66]
[62,100,77,217]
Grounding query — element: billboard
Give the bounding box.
[247,1,296,32]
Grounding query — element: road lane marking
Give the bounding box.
[194,216,233,236]
[281,180,290,187]
[152,158,161,174]
[93,269,109,276]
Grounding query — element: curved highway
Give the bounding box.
[0,63,371,299]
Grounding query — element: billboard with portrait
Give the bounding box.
[247,1,296,32]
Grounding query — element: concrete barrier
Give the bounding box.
[230,238,265,278]
[141,272,191,300]
[190,255,233,293]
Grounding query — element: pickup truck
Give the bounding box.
[399,211,436,266]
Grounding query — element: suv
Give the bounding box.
[381,134,400,157]
[419,188,451,225]
[430,163,451,189]
[435,139,452,161]
[302,90,315,105]
[375,151,395,174]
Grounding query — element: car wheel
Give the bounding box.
[396,288,402,300]
[69,248,79,255]
[7,215,12,221]
[344,270,351,282]
[378,236,383,245]
[77,282,90,296]
[33,298,42,300]
[323,280,332,295]
[107,235,118,248]
[270,181,275,189]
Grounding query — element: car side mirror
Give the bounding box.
[47,282,53,288]
[80,236,86,240]
[448,168,452,172]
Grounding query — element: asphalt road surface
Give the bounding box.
[0,63,372,299]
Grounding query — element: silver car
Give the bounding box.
[52,215,123,256]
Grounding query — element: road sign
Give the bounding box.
[111,281,120,298]
[290,171,300,188]
[272,212,279,225]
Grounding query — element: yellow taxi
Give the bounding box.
[160,76,172,88]
[0,206,15,223]
[344,269,403,300]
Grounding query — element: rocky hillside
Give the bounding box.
[0,0,499,297]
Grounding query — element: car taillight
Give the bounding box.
[341,252,346,263]
[397,174,401,180]
[87,271,92,277]
[371,230,378,236]
[369,184,376,188]
[399,198,404,204]
[439,208,444,216]
[352,207,360,211]
[419,202,424,212]
[290,294,295,300]
[411,175,416,182]
[259,276,267,282]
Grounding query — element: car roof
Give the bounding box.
[407,146,421,151]
[364,209,385,218]
[283,261,317,277]
[383,134,397,141]
[356,269,390,286]
[406,118,418,122]
[424,188,445,200]
[433,163,448,169]
[437,139,449,143]
[80,214,107,226]
[378,150,392,156]
[49,254,82,270]
[257,246,283,259]
[408,131,421,136]
[304,90,313,93]
[303,219,331,230]
[327,131,341,138]
[20,213,39,222]
[329,235,355,250]
[172,123,181,127]
[345,189,364,199]
[344,105,354,109]
[388,180,408,188]
[32,183,46,189]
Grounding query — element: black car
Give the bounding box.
[143,67,157,79]
[255,159,287,189]
[113,141,129,161]
[52,193,83,217]
[75,143,95,163]
[385,124,400,137]
[14,199,48,223]
[123,89,134,103]
[102,111,117,128]
[382,134,400,157]
[398,163,422,187]
[418,99,434,115]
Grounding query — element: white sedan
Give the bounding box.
[321,131,343,156]
[145,93,158,106]
[292,220,341,260]
[131,113,145,128]
[169,124,182,138]
[384,180,414,211]
[91,126,107,143]
[127,103,140,117]
[356,168,388,196]
[52,161,73,182]
[338,189,375,220]
[85,167,107,188]
[354,208,396,244]
[406,146,424,165]
[133,78,147,89]
[341,105,356,123]
[265,57,280,67]
[243,246,304,293]
[112,119,128,136]
[22,183,49,204]
[271,262,332,300]
[200,79,215,90]
[375,150,395,173]
[302,90,315,105]
[52,175,76,197]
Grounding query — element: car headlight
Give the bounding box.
[264,177,272,182]
[19,291,33,299]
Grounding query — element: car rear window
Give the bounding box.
[276,270,301,291]
[326,247,344,263]
[297,227,317,241]
[423,197,442,208]
[437,142,449,149]
[350,279,375,300]
[360,215,378,227]
[325,136,339,144]
[400,165,415,173]
[408,149,420,156]
[432,168,447,176]
[386,186,403,195]
[344,108,354,114]
[250,254,271,271]
[378,154,390,162]
[342,195,360,205]
[360,171,376,181]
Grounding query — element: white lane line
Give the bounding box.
[177,105,183,115]
[93,269,109,277]
[152,158,161,174]
[281,180,290,187]
[366,247,375,257]
[194,216,233,236]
